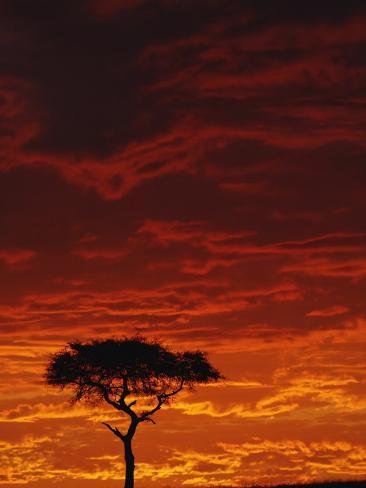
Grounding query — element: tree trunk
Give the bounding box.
[123,435,135,488]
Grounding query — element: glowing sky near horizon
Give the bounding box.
[1,0,366,486]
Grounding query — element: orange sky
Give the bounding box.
[1,1,366,486]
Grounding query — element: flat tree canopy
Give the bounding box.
[45,336,222,488]
[45,336,221,404]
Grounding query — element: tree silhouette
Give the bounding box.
[45,336,222,488]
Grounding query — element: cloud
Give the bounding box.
[0,249,35,266]
[1,5,366,205]
[283,257,366,279]
[139,223,366,257]
[1,432,365,486]
[138,223,366,285]
[135,448,241,483]
[138,219,255,247]
[307,306,350,317]
[142,13,366,123]
[216,439,366,483]
[137,439,366,486]
[0,401,101,423]
[0,280,303,339]
[205,232,366,257]
[71,248,128,260]
[173,399,298,419]
[171,370,364,421]
[218,181,269,194]
[218,439,357,458]
[0,76,41,171]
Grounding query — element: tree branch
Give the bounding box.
[138,379,184,422]
[161,379,185,399]
[99,381,139,422]
[140,416,156,424]
[101,422,125,441]
[120,376,130,401]
[102,389,122,410]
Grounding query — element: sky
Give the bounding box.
[1,0,366,486]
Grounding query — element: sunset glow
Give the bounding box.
[1,1,366,487]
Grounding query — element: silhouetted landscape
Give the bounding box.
[203,481,366,488]
[220,481,366,488]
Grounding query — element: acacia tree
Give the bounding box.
[45,336,221,488]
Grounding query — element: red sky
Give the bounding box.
[1,1,366,486]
